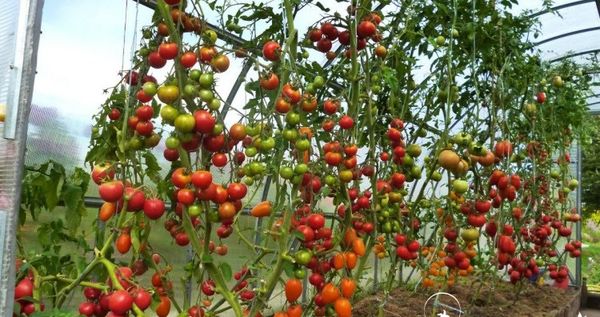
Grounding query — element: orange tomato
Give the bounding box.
[332,252,345,270]
[284,278,302,302]
[343,228,358,246]
[352,239,366,257]
[250,201,272,217]
[333,298,352,317]
[287,304,302,317]
[344,252,358,270]
[99,202,116,221]
[340,278,356,298]
[273,312,288,317]
[115,232,131,254]
[321,283,340,304]
[218,202,236,219]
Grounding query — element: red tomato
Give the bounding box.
[262,41,281,61]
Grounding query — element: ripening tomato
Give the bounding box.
[211,54,230,72]
[218,202,236,219]
[275,97,292,113]
[260,73,280,90]
[322,99,338,114]
[282,84,301,103]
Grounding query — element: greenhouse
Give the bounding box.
[2,0,600,316]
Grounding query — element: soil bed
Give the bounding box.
[354,278,580,317]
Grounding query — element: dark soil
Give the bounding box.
[353,279,580,317]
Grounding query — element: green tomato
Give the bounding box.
[208,98,221,110]
[142,82,158,96]
[199,89,214,102]
[183,84,198,97]
[127,137,142,151]
[249,162,265,175]
[295,250,313,265]
[243,176,254,186]
[259,137,276,151]
[280,166,294,179]
[179,133,194,143]
[160,105,179,124]
[282,128,298,141]
[208,210,220,223]
[188,204,202,217]
[568,179,579,190]
[406,144,422,157]
[435,35,446,46]
[452,179,469,194]
[286,112,301,126]
[295,139,311,151]
[165,136,180,149]
[245,147,258,157]
[552,75,564,88]
[189,69,201,81]
[246,125,260,137]
[305,83,315,95]
[199,73,214,88]
[402,155,414,166]
[324,174,336,186]
[410,165,422,178]
[212,123,224,135]
[431,171,442,181]
[313,75,325,88]
[294,163,308,174]
[204,30,218,44]
[174,114,195,133]
[294,268,306,279]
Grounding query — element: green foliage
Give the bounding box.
[582,117,600,217]
[20,161,90,232]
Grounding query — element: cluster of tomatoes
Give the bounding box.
[84,265,170,317]
[306,12,386,60]
[506,255,542,284]
[13,276,42,316]
[488,168,521,204]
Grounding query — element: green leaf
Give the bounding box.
[62,184,84,232]
[218,262,233,281]
[143,151,162,184]
[131,226,141,253]
[202,253,214,264]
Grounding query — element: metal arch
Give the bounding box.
[219,60,252,122]
[528,0,596,18]
[549,48,600,62]
[534,26,600,46]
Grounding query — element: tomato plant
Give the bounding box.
[13,0,596,316]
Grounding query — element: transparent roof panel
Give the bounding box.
[538,28,600,61]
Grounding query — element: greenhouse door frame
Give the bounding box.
[0,0,44,315]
